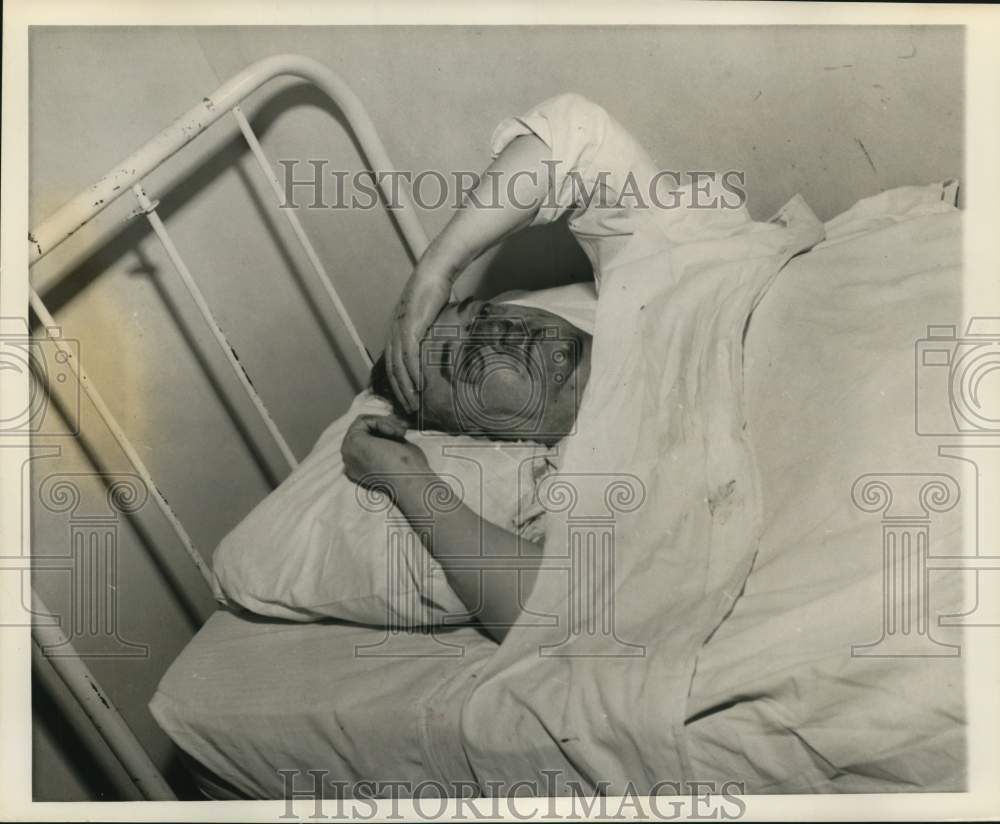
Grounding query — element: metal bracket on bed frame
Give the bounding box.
[24,54,437,800]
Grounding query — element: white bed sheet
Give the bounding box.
[150,608,496,798]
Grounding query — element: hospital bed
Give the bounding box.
[27,54,440,800]
[27,55,970,799]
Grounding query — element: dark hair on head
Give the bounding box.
[369,353,417,424]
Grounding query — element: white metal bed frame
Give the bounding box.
[28,54,433,801]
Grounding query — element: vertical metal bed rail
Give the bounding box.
[32,594,177,801]
[27,290,215,591]
[130,183,300,472]
[231,105,374,372]
[26,54,430,799]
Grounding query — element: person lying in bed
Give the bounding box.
[369,297,593,444]
[341,298,592,643]
[342,91,733,642]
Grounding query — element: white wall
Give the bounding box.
[29,25,962,799]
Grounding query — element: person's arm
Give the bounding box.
[391,473,542,642]
[386,92,659,413]
[412,133,553,287]
[385,133,553,411]
[342,414,541,643]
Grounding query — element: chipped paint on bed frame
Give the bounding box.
[26,54,435,800]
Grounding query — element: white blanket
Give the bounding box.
[449,186,965,793]
[157,185,966,797]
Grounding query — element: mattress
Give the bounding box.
[150,608,497,798]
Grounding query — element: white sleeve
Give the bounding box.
[489,93,658,275]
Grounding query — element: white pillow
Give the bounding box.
[211,285,595,626]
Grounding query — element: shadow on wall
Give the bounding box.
[478,218,593,299]
[41,82,369,378]
[243,83,594,299]
[36,82,393,492]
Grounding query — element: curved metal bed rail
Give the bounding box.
[29,53,429,264]
[27,54,433,800]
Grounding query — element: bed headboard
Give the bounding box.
[25,53,431,800]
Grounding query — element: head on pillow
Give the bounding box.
[371,298,592,445]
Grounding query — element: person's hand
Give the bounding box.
[385,273,452,413]
[342,414,430,489]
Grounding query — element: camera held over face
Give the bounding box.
[915,317,1000,435]
[419,313,582,442]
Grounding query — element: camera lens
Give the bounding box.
[950,342,1000,431]
[452,341,546,434]
[0,342,49,431]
